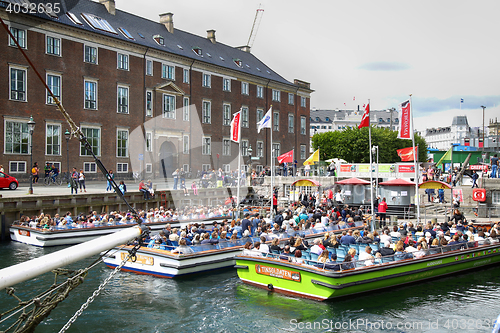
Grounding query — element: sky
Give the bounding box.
[115,0,500,132]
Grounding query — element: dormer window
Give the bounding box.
[192,47,202,56]
[118,27,134,40]
[206,52,212,57]
[219,56,224,61]
[66,12,83,25]
[81,13,117,34]
[177,44,183,49]
[153,35,164,45]
[233,58,242,67]
[138,32,145,39]
[326,117,330,121]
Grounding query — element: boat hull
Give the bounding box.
[235,244,500,301]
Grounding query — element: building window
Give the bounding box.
[9,27,26,48]
[47,162,61,172]
[272,89,281,102]
[202,137,211,155]
[146,60,153,76]
[145,132,152,152]
[146,163,153,173]
[153,34,164,45]
[84,162,97,173]
[84,80,97,109]
[273,112,279,131]
[288,114,294,133]
[117,86,129,113]
[256,85,263,99]
[4,120,29,154]
[241,106,249,128]
[202,164,211,172]
[223,104,231,126]
[183,97,190,121]
[223,164,230,173]
[241,140,249,157]
[116,163,128,173]
[117,129,128,157]
[183,68,189,83]
[146,90,153,117]
[301,116,306,135]
[9,161,26,173]
[46,36,61,56]
[162,64,175,79]
[256,141,264,158]
[163,94,176,118]
[80,127,100,156]
[223,138,231,156]
[46,73,61,104]
[10,67,26,101]
[301,97,306,107]
[84,45,97,64]
[183,135,189,154]
[46,124,61,155]
[288,93,294,105]
[493,191,500,205]
[300,145,306,159]
[117,53,129,70]
[256,109,264,129]
[202,100,211,124]
[223,78,231,92]
[272,143,280,158]
[241,82,249,95]
[202,73,211,88]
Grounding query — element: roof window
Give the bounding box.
[177,44,183,50]
[66,12,83,25]
[138,32,145,39]
[206,53,212,57]
[219,56,224,61]
[153,34,164,45]
[118,27,134,40]
[233,58,242,68]
[192,47,202,56]
[81,13,117,34]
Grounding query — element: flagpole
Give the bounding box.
[368,100,375,232]
[410,94,420,223]
[270,106,274,220]
[236,141,241,213]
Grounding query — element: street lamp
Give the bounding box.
[27,116,36,195]
[247,145,253,185]
[372,145,379,196]
[481,105,486,155]
[65,129,71,183]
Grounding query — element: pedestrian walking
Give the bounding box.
[70,167,79,194]
[79,169,86,192]
[106,170,114,191]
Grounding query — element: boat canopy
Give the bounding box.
[291,179,321,187]
[336,177,370,185]
[379,178,415,186]
[418,180,452,189]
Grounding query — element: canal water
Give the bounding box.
[1,241,499,333]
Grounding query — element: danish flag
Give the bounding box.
[358,103,370,129]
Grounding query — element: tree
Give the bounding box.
[311,126,427,163]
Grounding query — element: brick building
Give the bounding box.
[0,0,312,181]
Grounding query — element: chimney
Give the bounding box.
[159,13,174,33]
[237,45,251,53]
[207,30,216,44]
[99,0,115,15]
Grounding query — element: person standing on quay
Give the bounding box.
[70,167,79,195]
[79,169,86,192]
[491,154,499,178]
[106,170,114,191]
[172,169,179,190]
[378,197,388,227]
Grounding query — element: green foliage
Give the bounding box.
[311,126,427,163]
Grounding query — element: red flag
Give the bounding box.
[398,100,412,139]
[397,146,418,161]
[230,111,241,143]
[358,103,370,129]
[277,150,293,163]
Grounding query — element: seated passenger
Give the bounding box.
[317,250,330,263]
[242,241,262,257]
[376,241,395,257]
[293,249,304,264]
[279,245,293,260]
[341,253,355,270]
[394,244,412,260]
[358,246,375,265]
[413,243,427,258]
[171,239,194,254]
[310,238,324,256]
[405,239,418,253]
[269,238,282,253]
[259,236,270,253]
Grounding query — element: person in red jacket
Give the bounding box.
[378,197,388,227]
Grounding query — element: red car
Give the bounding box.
[0,171,18,190]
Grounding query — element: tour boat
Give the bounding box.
[102,222,365,278]
[235,241,500,301]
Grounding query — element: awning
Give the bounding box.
[336,177,371,185]
[291,179,321,187]
[418,180,452,189]
[379,178,416,186]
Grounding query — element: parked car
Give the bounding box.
[0,171,18,190]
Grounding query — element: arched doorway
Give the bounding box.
[159,140,177,179]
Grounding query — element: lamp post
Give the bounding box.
[247,145,253,186]
[65,129,71,183]
[481,105,486,155]
[27,116,36,195]
[387,108,395,130]
[372,145,379,196]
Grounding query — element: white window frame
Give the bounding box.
[493,191,500,205]
[162,64,175,80]
[256,85,263,99]
[301,96,307,107]
[116,163,128,173]
[183,135,189,154]
[146,90,153,117]
[202,73,211,88]
[223,164,231,173]
[273,112,279,131]
[241,140,249,157]
[84,162,97,173]
[223,103,231,126]
[146,59,153,76]
[300,116,307,135]
[183,164,189,172]
[116,128,129,157]
[9,26,26,49]
[117,85,129,114]
[288,93,294,105]
[162,94,176,119]
[241,81,249,95]
[84,78,98,110]
[202,100,211,124]
[272,143,280,158]
[288,114,294,133]
[183,97,190,121]
[46,161,61,172]
[146,163,153,173]
[117,53,129,70]
[183,68,189,83]
[80,126,101,156]
[256,141,264,158]
[145,132,152,152]
[202,164,211,172]
[9,161,26,174]
[4,118,30,155]
[300,145,306,159]
[46,35,61,56]
[9,65,27,102]
[202,136,211,155]
[241,106,249,128]
[46,72,61,105]
[222,138,231,156]
[84,44,98,64]
[46,123,61,156]
[272,89,281,102]
[256,165,263,173]
[223,78,231,92]
[256,109,264,129]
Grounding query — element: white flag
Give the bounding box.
[257,106,272,133]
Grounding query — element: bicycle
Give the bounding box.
[44,174,63,186]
